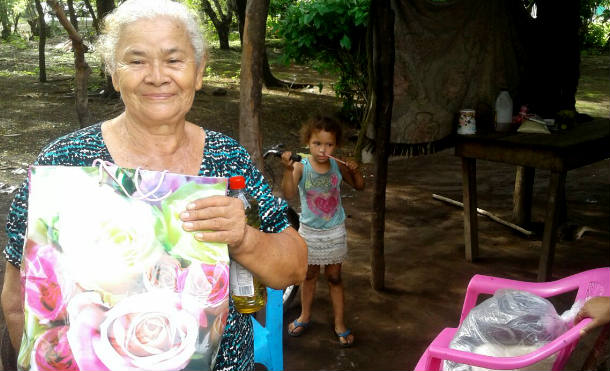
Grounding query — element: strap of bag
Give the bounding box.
[93,159,172,201]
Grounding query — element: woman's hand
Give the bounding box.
[180,195,307,288]
[180,195,249,249]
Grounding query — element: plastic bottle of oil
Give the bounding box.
[228,176,266,313]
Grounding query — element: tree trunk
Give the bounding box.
[48,0,91,127]
[235,0,298,90]
[201,0,234,50]
[235,0,246,45]
[369,0,394,291]
[67,0,78,31]
[12,14,20,34]
[217,23,230,50]
[34,0,46,82]
[527,0,581,116]
[82,0,99,34]
[238,0,269,170]
[96,0,115,19]
[96,0,116,97]
[0,1,11,39]
[27,18,38,37]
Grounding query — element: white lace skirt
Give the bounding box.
[299,222,347,266]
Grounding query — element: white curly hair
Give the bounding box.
[96,0,207,75]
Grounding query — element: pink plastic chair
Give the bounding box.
[414,267,610,371]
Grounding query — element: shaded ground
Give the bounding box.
[0,36,608,370]
[284,148,610,370]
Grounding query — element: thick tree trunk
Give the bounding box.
[96,0,115,19]
[0,1,11,39]
[48,0,91,127]
[201,0,233,50]
[238,0,269,170]
[217,24,230,50]
[369,1,394,291]
[235,0,302,90]
[34,0,46,82]
[527,0,581,116]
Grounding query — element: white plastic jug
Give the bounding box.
[495,90,513,132]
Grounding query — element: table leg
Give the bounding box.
[538,171,566,282]
[462,157,478,262]
[512,166,534,227]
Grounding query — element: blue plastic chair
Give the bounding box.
[252,288,283,371]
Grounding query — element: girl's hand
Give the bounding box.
[344,159,360,173]
[180,195,248,249]
[281,151,296,169]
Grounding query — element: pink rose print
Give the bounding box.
[66,292,110,371]
[33,326,79,371]
[178,262,229,323]
[93,292,198,371]
[144,254,181,291]
[200,262,230,308]
[23,240,72,324]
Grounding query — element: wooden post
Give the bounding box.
[538,171,566,281]
[462,157,478,262]
[369,1,394,290]
[512,166,535,226]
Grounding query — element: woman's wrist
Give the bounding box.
[229,224,258,259]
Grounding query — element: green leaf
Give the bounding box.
[339,34,351,49]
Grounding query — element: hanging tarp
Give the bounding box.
[364,0,528,158]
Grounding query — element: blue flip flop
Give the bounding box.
[287,320,310,337]
[335,329,354,348]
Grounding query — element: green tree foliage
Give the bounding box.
[275,0,369,124]
[581,0,610,49]
[268,0,296,19]
[0,0,28,38]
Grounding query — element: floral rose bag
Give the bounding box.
[18,161,230,371]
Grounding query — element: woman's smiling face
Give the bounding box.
[112,17,205,124]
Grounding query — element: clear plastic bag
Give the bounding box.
[443,289,582,371]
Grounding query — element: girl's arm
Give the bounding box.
[280,151,303,200]
[339,159,365,190]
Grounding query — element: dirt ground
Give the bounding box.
[0,37,608,370]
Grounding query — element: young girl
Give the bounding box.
[281,115,364,347]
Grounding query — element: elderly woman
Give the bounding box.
[1,0,307,369]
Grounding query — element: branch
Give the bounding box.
[47,0,85,47]
[212,0,225,20]
[201,0,221,29]
[82,0,99,34]
[432,194,534,236]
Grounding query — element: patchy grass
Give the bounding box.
[576,53,610,118]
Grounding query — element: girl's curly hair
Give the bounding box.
[300,115,343,147]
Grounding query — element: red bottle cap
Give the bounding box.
[229,175,246,190]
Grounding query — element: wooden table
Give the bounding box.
[454,119,610,281]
